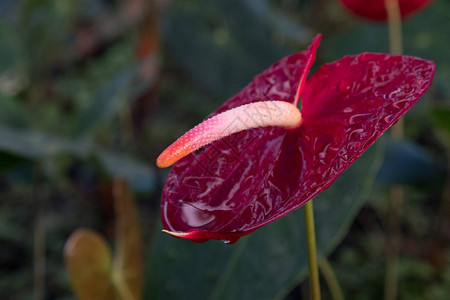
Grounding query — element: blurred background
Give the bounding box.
[0,0,449,299]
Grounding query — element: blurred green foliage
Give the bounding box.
[0,0,449,299]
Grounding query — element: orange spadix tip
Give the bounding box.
[162,229,189,238]
[156,100,302,168]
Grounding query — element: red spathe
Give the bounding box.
[160,35,435,243]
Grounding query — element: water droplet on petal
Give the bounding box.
[338,79,352,94]
[180,203,216,228]
[222,240,231,244]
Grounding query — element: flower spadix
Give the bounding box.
[157,34,435,243]
[157,101,302,168]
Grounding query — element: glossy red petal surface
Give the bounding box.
[160,38,435,243]
[339,0,434,20]
[299,53,434,212]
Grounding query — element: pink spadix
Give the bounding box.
[156,101,302,168]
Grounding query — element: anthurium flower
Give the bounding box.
[157,34,435,243]
[339,0,434,21]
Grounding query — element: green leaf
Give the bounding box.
[0,22,19,72]
[430,107,450,135]
[64,229,117,300]
[0,125,155,191]
[144,141,383,300]
[0,151,28,171]
[376,138,444,185]
[71,56,157,138]
[72,64,139,137]
[162,0,290,99]
[0,92,31,127]
[98,151,156,192]
[245,0,311,44]
[112,180,144,300]
[64,181,144,300]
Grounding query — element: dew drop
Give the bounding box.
[180,203,216,228]
[222,240,231,244]
[338,79,352,94]
[343,107,354,113]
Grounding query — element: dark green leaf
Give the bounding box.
[245,0,311,44]
[430,107,450,135]
[72,61,154,137]
[0,93,30,127]
[64,229,116,300]
[0,125,155,191]
[0,23,18,72]
[162,0,290,99]
[98,151,155,192]
[0,151,29,171]
[376,138,444,185]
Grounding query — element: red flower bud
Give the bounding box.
[339,0,434,21]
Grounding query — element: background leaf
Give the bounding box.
[430,107,450,135]
[64,228,117,300]
[376,138,444,185]
[112,179,144,300]
[162,0,291,99]
[0,125,156,192]
[72,63,143,138]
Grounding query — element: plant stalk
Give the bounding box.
[384,1,403,300]
[384,186,403,300]
[304,200,321,300]
[33,165,45,300]
[385,0,403,56]
[33,212,45,300]
[319,258,345,300]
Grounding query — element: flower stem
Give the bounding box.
[385,0,403,56]
[319,258,345,300]
[384,186,402,300]
[33,166,45,300]
[304,200,321,300]
[384,2,403,300]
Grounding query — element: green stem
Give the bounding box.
[385,0,404,138]
[33,165,45,300]
[112,270,135,300]
[304,200,321,300]
[319,258,345,300]
[385,0,403,56]
[384,2,403,300]
[33,212,45,300]
[384,186,403,300]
